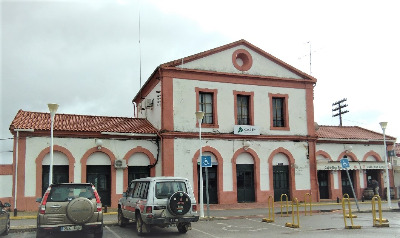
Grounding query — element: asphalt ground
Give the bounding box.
[9,200,400,233]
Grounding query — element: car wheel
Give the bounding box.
[136,214,151,236]
[118,208,128,227]
[177,222,190,233]
[136,214,144,236]
[94,227,103,238]
[36,229,46,238]
[167,191,191,216]
[1,218,10,236]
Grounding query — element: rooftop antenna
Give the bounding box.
[298,41,313,75]
[308,41,312,75]
[332,98,349,126]
[139,4,142,90]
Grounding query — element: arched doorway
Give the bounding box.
[86,152,111,206]
[41,151,69,196]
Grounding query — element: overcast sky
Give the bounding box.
[1,0,400,163]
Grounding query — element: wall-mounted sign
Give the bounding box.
[317,161,386,170]
[388,150,395,156]
[234,125,260,135]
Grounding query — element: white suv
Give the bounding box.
[118,177,199,235]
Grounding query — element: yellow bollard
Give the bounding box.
[285,197,300,228]
[304,193,312,216]
[262,195,275,223]
[280,194,289,217]
[342,197,361,229]
[343,194,357,218]
[371,195,389,227]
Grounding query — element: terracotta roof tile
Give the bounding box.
[10,110,158,134]
[316,125,396,141]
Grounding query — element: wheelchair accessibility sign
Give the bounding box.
[340,157,350,169]
[201,156,212,167]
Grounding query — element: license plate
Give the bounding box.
[169,218,179,222]
[61,225,82,231]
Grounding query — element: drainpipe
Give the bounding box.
[13,129,34,216]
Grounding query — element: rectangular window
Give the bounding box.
[269,93,289,130]
[237,95,250,125]
[199,92,213,124]
[196,88,218,128]
[272,97,285,127]
[155,181,188,199]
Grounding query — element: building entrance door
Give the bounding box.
[87,165,111,206]
[42,165,69,196]
[197,165,218,204]
[273,165,290,201]
[341,170,354,198]
[128,166,150,182]
[318,170,329,199]
[236,164,255,202]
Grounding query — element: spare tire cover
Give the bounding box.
[167,192,191,216]
[66,197,95,224]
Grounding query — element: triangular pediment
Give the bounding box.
[162,39,315,81]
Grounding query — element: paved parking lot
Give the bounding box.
[8,209,400,237]
[8,201,400,237]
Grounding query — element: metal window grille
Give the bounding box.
[272,97,285,127]
[199,93,213,124]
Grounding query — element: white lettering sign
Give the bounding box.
[317,161,386,170]
[234,125,260,135]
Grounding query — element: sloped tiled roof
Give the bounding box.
[316,125,396,141]
[10,110,158,134]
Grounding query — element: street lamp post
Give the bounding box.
[195,111,205,218]
[379,121,391,208]
[48,103,59,185]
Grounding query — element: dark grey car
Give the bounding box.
[36,183,103,238]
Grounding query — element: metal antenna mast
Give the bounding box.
[332,98,349,126]
[308,41,312,75]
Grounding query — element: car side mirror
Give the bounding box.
[36,198,42,203]
[122,192,127,198]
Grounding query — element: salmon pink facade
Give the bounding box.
[3,40,397,211]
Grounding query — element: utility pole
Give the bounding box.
[332,98,349,126]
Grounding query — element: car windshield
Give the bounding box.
[48,184,94,202]
[155,181,187,198]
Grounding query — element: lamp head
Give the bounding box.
[48,103,59,114]
[195,111,205,120]
[95,139,103,150]
[379,122,388,130]
[243,141,251,150]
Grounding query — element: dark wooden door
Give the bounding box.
[318,170,329,199]
[197,165,218,204]
[87,165,111,206]
[42,165,69,196]
[128,166,150,182]
[341,170,354,198]
[236,164,255,202]
[273,165,290,201]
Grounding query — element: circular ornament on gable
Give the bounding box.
[232,49,253,71]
